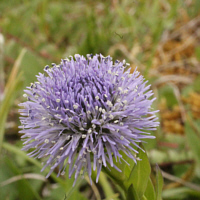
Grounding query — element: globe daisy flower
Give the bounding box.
[19,54,159,184]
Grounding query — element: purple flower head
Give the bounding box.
[19,54,159,184]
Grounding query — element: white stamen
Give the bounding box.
[124,89,128,94]
[56,99,60,103]
[61,171,65,176]
[95,96,99,100]
[108,70,112,74]
[80,127,84,131]
[60,147,64,150]
[44,139,49,143]
[23,94,27,98]
[73,104,78,109]
[88,129,92,134]
[123,100,127,104]
[98,159,102,164]
[68,117,72,122]
[66,136,70,140]
[82,134,86,139]
[75,54,80,59]
[114,120,119,123]
[51,141,56,144]
[95,106,98,110]
[120,136,124,140]
[93,149,97,154]
[109,114,114,119]
[100,119,104,123]
[92,124,96,129]
[106,100,113,107]
[118,87,123,92]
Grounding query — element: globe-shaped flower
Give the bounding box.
[19,54,159,184]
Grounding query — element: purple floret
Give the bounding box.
[19,54,159,184]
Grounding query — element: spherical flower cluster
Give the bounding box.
[19,54,159,184]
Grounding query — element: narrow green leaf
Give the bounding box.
[155,165,163,200]
[99,172,119,200]
[162,187,200,199]
[126,184,140,200]
[127,144,151,198]
[2,142,66,188]
[144,177,156,200]
[185,121,200,164]
[0,49,26,152]
[4,157,42,200]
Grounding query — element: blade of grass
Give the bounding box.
[0,33,4,102]
[2,142,66,188]
[0,48,26,152]
[99,172,119,200]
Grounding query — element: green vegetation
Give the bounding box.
[0,0,200,199]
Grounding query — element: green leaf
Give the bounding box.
[102,153,128,191]
[6,158,42,200]
[127,144,151,198]
[126,184,139,200]
[195,46,200,61]
[162,187,200,199]
[2,142,66,187]
[155,165,163,200]
[144,177,156,200]
[158,85,178,108]
[0,49,26,152]
[185,121,200,164]
[99,172,119,200]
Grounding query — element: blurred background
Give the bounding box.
[0,0,200,199]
